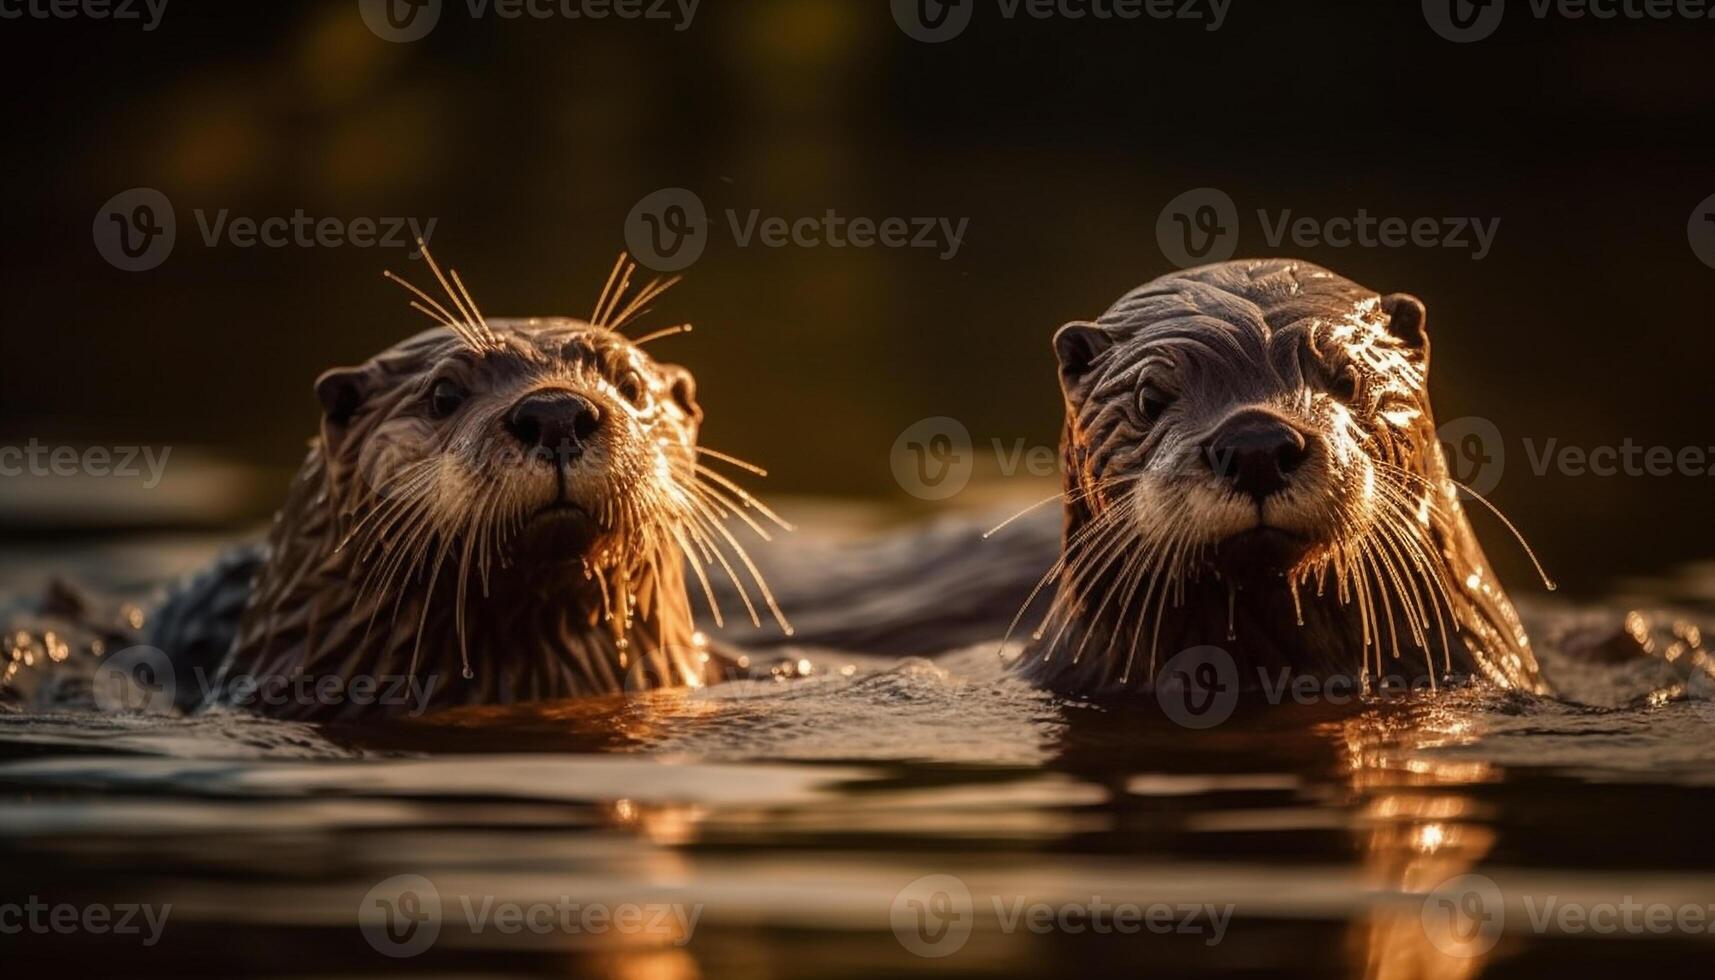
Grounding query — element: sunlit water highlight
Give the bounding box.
[4,586,1715,977]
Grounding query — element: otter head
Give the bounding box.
[226,252,788,716]
[315,318,702,576]
[1027,259,1540,695]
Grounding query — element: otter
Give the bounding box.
[145,249,792,719]
[1013,259,1546,695]
[715,259,1549,698]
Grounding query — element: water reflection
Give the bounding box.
[4,630,1715,975]
[1333,707,1496,980]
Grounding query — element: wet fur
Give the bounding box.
[1018,260,1543,695]
[150,256,789,720]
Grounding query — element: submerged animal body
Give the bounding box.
[1018,259,1545,695]
[149,252,791,719]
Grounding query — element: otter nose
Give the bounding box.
[1204,414,1309,500]
[506,391,602,461]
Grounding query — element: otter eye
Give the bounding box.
[1138,384,1173,422]
[429,379,467,419]
[1330,367,1361,402]
[616,369,648,406]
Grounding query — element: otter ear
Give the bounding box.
[314,366,369,455]
[1380,293,1430,363]
[1052,321,1113,393]
[660,364,702,424]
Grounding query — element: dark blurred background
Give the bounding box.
[1,0,1712,595]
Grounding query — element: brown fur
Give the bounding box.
[1019,259,1544,696]
[207,311,783,719]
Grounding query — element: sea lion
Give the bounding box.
[1016,258,1546,695]
[144,250,792,719]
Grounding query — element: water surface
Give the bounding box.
[3,559,1714,978]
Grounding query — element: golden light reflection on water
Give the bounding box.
[1333,706,1497,980]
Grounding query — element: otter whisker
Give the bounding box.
[685,480,777,543]
[633,323,693,346]
[337,459,440,556]
[591,253,630,329]
[679,510,762,628]
[1369,473,1469,671]
[681,492,793,634]
[1360,513,1421,654]
[1042,509,1139,659]
[452,483,505,682]
[404,299,463,333]
[1362,548,1402,667]
[415,239,499,353]
[1367,494,1448,684]
[1028,507,1126,645]
[983,475,1128,540]
[346,469,445,622]
[692,445,769,478]
[383,270,467,339]
[594,260,636,331]
[1144,522,1196,679]
[999,500,1126,655]
[355,510,437,640]
[407,530,458,680]
[688,464,795,532]
[1034,504,1136,649]
[449,268,499,348]
[1121,519,1187,684]
[1098,528,1157,675]
[666,522,725,629]
[1379,461,1557,591]
[1070,523,1155,666]
[608,275,681,332]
